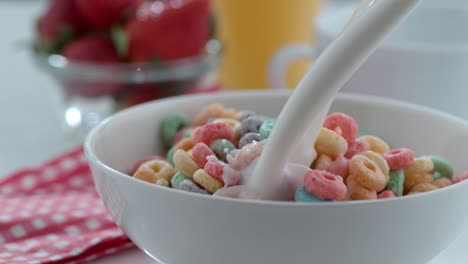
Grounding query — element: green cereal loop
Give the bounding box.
[431,156,454,179]
[433,171,442,181]
[160,113,190,148]
[295,186,325,202]
[210,139,235,162]
[259,118,276,140]
[171,171,191,189]
[385,169,404,197]
[167,146,176,166]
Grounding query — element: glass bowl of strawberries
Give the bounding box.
[33,0,221,141]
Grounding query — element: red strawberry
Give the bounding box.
[76,0,142,29]
[122,0,211,62]
[37,0,87,53]
[61,36,122,98]
[62,35,121,63]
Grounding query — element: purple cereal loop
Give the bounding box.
[179,180,210,195]
[240,117,263,135]
[238,111,256,122]
[239,132,261,148]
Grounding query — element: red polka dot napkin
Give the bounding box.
[0,147,134,264]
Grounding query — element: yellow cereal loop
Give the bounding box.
[133,160,175,183]
[156,178,170,187]
[408,183,438,194]
[358,151,390,180]
[314,155,333,171]
[144,160,175,181]
[193,169,223,193]
[173,149,201,177]
[213,118,242,142]
[359,135,390,154]
[314,127,348,159]
[405,156,434,177]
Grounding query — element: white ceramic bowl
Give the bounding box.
[85,91,468,264]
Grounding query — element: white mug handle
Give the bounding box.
[268,44,320,89]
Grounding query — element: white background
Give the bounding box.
[0,1,466,263]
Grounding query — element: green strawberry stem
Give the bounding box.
[111,26,128,59]
[36,25,75,54]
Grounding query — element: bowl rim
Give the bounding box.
[84,90,468,207]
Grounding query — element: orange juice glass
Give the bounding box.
[214,0,322,89]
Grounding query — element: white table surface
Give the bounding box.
[0,1,466,263]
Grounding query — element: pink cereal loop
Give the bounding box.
[328,154,350,181]
[304,170,347,201]
[193,122,234,146]
[323,113,358,144]
[378,190,396,199]
[192,143,216,167]
[204,159,225,182]
[345,138,370,159]
[453,172,468,184]
[381,148,414,170]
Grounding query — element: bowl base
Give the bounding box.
[60,95,114,142]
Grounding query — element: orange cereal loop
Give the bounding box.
[313,155,333,171]
[194,103,237,125]
[173,149,201,177]
[432,178,453,188]
[175,138,195,151]
[409,183,438,194]
[314,127,348,159]
[133,160,175,183]
[349,155,387,192]
[405,156,434,177]
[339,191,352,201]
[156,178,169,187]
[359,135,390,154]
[133,165,157,183]
[404,173,433,194]
[347,175,378,200]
